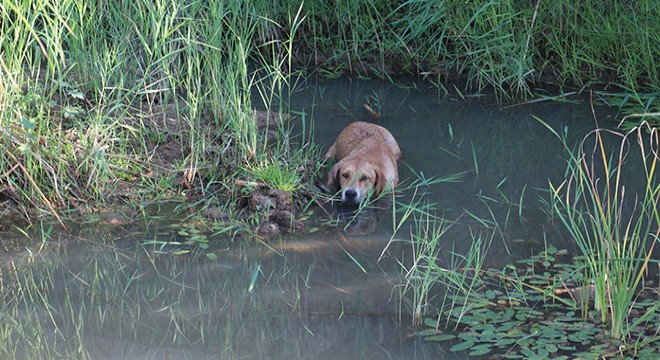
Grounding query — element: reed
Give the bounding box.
[1,0,658,219]
[547,122,659,339]
[0,0,317,226]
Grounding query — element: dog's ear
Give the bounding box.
[374,168,387,197]
[319,162,342,194]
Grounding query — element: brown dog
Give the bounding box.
[321,122,401,204]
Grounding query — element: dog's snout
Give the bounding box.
[344,189,358,201]
[342,189,361,204]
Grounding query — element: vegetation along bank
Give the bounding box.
[0,0,658,229]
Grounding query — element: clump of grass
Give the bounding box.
[0,0,317,227]
[245,160,302,192]
[293,0,659,100]
[401,210,493,329]
[547,122,659,340]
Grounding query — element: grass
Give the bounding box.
[244,159,303,192]
[1,0,658,221]
[0,0,319,230]
[547,122,660,339]
[293,0,659,98]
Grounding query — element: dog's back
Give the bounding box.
[322,122,401,203]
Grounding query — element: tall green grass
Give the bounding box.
[294,0,658,98]
[0,0,316,222]
[1,0,658,219]
[547,122,660,339]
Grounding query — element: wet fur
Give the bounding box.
[322,122,401,204]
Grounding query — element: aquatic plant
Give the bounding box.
[418,246,660,358]
[1,0,658,223]
[546,121,659,340]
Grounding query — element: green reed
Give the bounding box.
[287,0,658,98]
[0,0,316,224]
[547,122,659,340]
[1,0,657,224]
[398,206,494,329]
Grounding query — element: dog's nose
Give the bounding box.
[344,189,358,201]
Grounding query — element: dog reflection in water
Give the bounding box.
[336,204,380,237]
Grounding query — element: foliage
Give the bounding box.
[416,247,660,358]
[548,124,660,339]
[0,0,314,225]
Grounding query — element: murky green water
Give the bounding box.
[304,78,619,264]
[1,78,623,359]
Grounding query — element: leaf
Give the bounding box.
[450,340,475,352]
[423,317,439,328]
[425,334,456,342]
[68,89,85,100]
[503,354,524,359]
[469,346,492,356]
[520,347,539,358]
[205,253,218,260]
[416,329,443,337]
[485,290,496,300]
[20,117,36,129]
[495,337,517,346]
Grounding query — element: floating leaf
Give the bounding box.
[469,345,492,356]
[425,334,456,342]
[450,340,475,352]
[423,317,439,328]
[495,337,517,346]
[416,329,443,337]
[503,354,524,359]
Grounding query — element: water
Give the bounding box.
[1,78,622,359]
[301,77,617,263]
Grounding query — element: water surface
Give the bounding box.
[1,78,622,359]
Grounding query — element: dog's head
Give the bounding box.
[323,158,385,205]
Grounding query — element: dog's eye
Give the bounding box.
[360,175,369,182]
[341,173,349,179]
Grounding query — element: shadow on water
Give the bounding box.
[1,77,625,359]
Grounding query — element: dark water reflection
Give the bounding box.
[1,78,624,359]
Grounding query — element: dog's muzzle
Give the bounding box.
[341,188,361,204]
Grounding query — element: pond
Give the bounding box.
[0,77,624,359]
[306,78,617,263]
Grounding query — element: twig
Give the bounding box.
[234,179,267,188]
[363,103,380,119]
